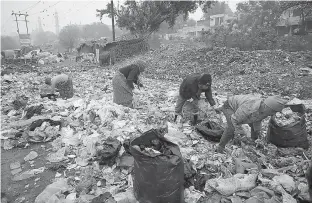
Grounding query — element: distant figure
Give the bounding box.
[174,73,216,125]
[112,60,146,108]
[44,74,74,99]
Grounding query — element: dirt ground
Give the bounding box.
[1,143,56,203]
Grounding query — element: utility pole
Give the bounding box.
[12,11,31,57]
[111,0,116,41]
[12,11,29,34]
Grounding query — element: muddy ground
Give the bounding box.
[1,143,56,203]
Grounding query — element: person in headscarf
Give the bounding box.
[215,95,288,153]
[44,74,74,100]
[174,73,216,125]
[112,60,146,108]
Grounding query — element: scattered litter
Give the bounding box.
[96,137,121,166]
[35,178,69,203]
[205,173,258,196]
[274,107,301,126]
[24,151,38,161]
[10,161,21,170]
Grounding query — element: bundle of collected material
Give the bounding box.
[275,107,301,126]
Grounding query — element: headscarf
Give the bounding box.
[45,77,52,85]
[198,73,212,85]
[134,60,147,73]
[263,96,288,112]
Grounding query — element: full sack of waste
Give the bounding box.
[267,104,309,149]
[130,129,184,203]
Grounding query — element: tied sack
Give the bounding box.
[130,129,184,203]
[267,104,308,149]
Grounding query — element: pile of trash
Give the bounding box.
[139,41,312,98]
[76,53,95,63]
[27,120,61,143]
[1,59,312,202]
[132,137,173,157]
[275,107,301,126]
[19,49,66,65]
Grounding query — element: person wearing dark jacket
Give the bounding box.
[174,73,216,125]
[112,60,146,108]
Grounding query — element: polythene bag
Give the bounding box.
[130,129,184,203]
[267,104,309,149]
[196,120,224,142]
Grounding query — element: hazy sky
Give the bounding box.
[1,0,241,36]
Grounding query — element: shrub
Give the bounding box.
[250,26,278,50]
[200,24,311,52]
[277,35,312,52]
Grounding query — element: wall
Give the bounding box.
[98,38,150,65]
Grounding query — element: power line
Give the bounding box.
[28,1,61,15]
[20,1,41,13]
[1,15,14,29]
[62,1,96,22]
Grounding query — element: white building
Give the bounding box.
[209,14,236,27]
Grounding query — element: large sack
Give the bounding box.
[130,129,184,203]
[267,104,309,149]
[196,120,224,142]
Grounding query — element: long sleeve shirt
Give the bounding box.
[228,95,267,132]
[51,74,69,93]
[179,74,215,106]
[119,64,141,89]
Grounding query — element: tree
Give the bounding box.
[32,31,57,46]
[81,22,111,40]
[280,1,312,34]
[186,19,196,27]
[96,1,214,37]
[236,1,282,28]
[59,25,80,51]
[204,1,226,16]
[157,15,193,34]
[1,36,20,50]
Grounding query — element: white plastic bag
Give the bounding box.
[35,178,69,203]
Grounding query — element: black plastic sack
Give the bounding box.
[25,104,45,119]
[267,104,309,149]
[130,129,184,203]
[196,120,224,142]
[29,119,63,131]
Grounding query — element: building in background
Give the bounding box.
[276,8,312,36]
[208,13,235,27]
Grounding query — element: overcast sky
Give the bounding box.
[1,0,241,36]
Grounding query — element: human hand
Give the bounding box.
[211,100,216,106]
[133,89,139,94]
[216,145,225,153]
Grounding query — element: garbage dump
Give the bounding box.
[1,42,312,203]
